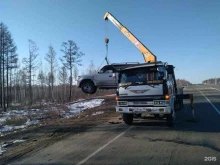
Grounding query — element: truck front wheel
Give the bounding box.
[123,114,133,125]
[166,114,174,127]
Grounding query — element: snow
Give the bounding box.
[0,145,7,155]
[0,98,105,135]
[0,98,105,156]
[92,111,104,116]
[65,99,104,118]
[0,109,41,134]
[13,139,26,143]
[0,139,26,155]
[0,119,40,134]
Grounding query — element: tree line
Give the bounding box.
[0,22,93,112]
[176,79,192,87]
[202,78,220,85]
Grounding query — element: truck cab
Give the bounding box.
[116,62,177,126]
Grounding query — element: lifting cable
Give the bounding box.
[104,19,109,65]
[97,20,110,72]
[103,19,122,72]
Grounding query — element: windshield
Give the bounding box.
[120,67,164,85]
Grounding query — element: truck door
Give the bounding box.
[94,65,115,87]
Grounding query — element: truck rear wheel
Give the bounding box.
[134,114,142,118]
[154,114,160,118]
[166,114,174,127]
[81,81,97,94]
[123,114,133,125]
[175,99,183,111]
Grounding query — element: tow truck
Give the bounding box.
[104,12,195,126]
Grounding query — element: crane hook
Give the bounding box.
[105,38,109,64]
[105,38,109,44]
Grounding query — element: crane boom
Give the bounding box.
[104,12,157,63]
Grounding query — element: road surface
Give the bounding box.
[10,85,220,165]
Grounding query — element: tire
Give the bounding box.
[134,114,142,118]
[180,99,184,108]
[123,114,133,125]
[81,81,97,94]
[175,99,182,111]
[166,114,174,127]
[154,114,165,119]
[154,114,160,118]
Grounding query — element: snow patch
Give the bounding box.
[0,119,39,134]
[65,99,104,118]
[92,111,104,116]
[0,139,26,155]
[13,139,26,143]
[0,98,105,134]
[0,145,7,155]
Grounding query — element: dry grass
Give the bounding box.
[4,116,28,126]
[44,110,61,119]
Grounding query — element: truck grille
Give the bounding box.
[129,101,153,105]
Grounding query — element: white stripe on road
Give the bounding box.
[197,89,220,115]
[76,126,133,165]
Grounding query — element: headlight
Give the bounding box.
[118,101,128,106]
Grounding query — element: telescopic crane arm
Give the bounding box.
[104,12,157,63]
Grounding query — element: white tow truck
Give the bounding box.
[115,62,182,126]
[104,12,194,126]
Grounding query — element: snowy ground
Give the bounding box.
[66,99,104,117]
[0,98,105,155]
[0,140,26,155]
[0,99,104,134]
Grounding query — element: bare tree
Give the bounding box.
[45,45,57,101]
[60,40,84,101]
[6,34,18,106]
[18,68,27,103]
[87,60,97,74]
[38,70,46,99]
[0,22,17,111]
[74,66,79,81]
[59,66,68,102]
[22,40,41,105]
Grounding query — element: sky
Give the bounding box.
[0,0,219,83]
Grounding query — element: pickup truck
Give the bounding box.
[77,63,140,94]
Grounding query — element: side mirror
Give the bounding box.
[157,66,165,72]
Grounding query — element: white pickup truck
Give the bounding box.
[77,63,140,94]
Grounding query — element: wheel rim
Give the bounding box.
[83,83,92,92]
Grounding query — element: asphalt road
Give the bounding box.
[10,85,220,165]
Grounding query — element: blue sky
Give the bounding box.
[0,0,219,83]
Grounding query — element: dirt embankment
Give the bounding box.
[0,96,120,164]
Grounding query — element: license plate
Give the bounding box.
[135,108,145,111]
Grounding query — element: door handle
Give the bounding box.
[109,76,112,77]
